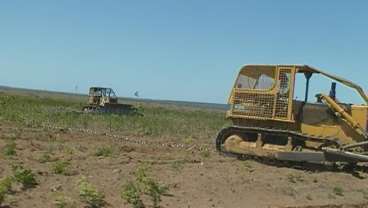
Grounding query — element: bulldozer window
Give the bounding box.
[90,88,102,97]
[236,67,276,90]
[278,72,290,95]
[106,88,117,98]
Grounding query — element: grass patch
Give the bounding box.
[122,164,169,208]
[95,146,113,157]
[0,177,13,206]
[121,181,145,208]
[2,140,16,157]
[0,94,228,141]
[52,160,71,175]
[78,177,105,208]
[54,194,77,208]
[199,149,211,158]
[12,165,37,189]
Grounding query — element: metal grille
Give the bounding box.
[275,69,291,119]
[231,67,293,121]
[233,92,275,119]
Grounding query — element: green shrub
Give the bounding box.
[54,194,77,208]
[121,165,168,208]
[95,146,113,157]
[144,179,169,208]
[0,177,13,205]
[78,177,105,208]
[121,182,144,208]
[136,165,168,208]
[12,165,37,189]
[52,160,71,175]
[2,141,16,156]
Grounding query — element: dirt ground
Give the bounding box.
[1,122,368,208]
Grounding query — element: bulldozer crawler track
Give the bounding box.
[215,126,342,162]
[216,126,338,152]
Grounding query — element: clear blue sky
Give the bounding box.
[1,1,367,104]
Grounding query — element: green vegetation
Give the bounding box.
[2,140,17,156]
[12,165,37,189]
[122,164,169,208]
[0,94,227,141]
[0,177,13,206]
[52,160,71,175]
[78,177,105,208]
[121,182,145,208]
[333,186,344,196]
[95,146,113,157]
[199,149,211,158]
[54,194,77,208]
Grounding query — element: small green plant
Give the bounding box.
[95,146,113,157]
[12,165,37,189]
[199,149,210,158]
[183,137,195,145]
[0,177,13,205]
[2,140,16,156]
[145,179,169,208]
[52,160,71,175]
[63,146,74,155]
[121,164,168,208]
[78,177,105,208]
[333,186,344,196]
[54,194,77,208]
[121,182,145,208]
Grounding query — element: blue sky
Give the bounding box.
[0,1,367,104]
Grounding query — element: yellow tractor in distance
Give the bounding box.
[216,65,368,163]
[82,87,138,114]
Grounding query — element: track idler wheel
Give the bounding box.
[223,134,258,155]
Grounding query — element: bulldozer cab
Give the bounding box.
[229,65,296,121]
[88,87,118,106]
[228,65,368,123]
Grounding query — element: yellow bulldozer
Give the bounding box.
[216,65,368,164]
[82,87,138,114]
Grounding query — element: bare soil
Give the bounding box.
[1,122,368,208]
